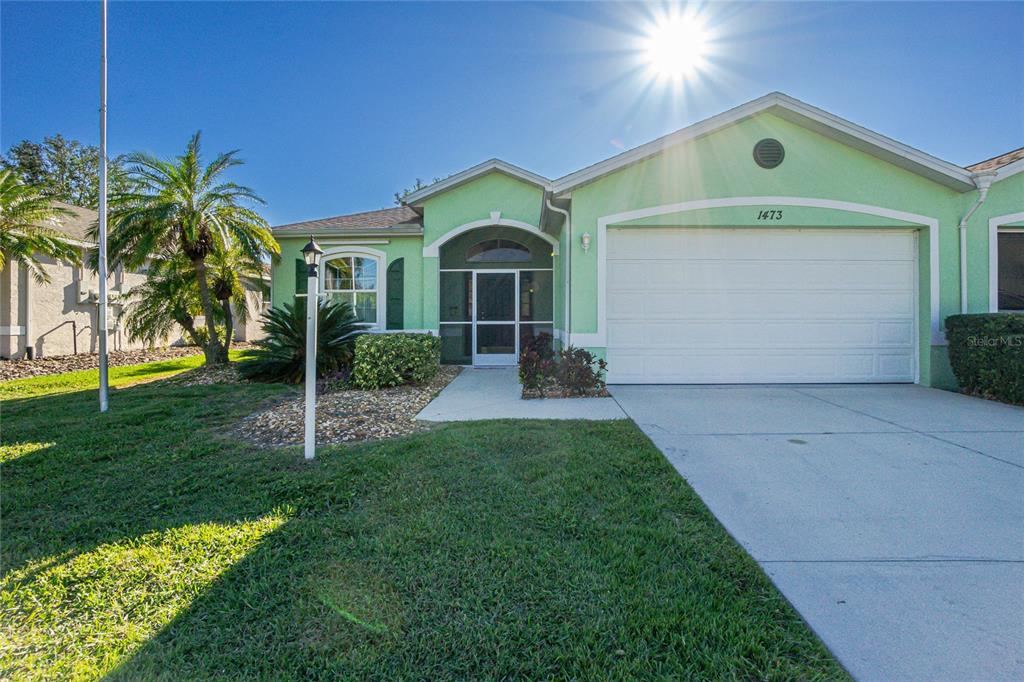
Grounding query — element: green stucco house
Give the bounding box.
[270,92,1023,387]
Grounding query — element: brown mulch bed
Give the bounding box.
[0,344,256,382]
[232,365,462,447]
[522,378,610,400]
[0,347,202,382]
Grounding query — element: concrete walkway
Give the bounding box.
[611,384,1024,682]
[417,368,626,421]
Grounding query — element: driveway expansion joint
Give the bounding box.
[790,387,1024,470]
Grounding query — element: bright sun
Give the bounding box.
[644,15,709,80]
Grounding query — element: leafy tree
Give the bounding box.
[1,134,129,208]
[0,169,81,283]
[102,131,279,365]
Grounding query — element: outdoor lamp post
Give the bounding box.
[302,236,324,460]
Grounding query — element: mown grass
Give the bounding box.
[1,360,847,680]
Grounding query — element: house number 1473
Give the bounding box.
[757,209,783,220]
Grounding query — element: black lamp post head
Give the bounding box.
[302,236,323,266]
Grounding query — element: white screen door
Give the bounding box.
[473,270,518,366]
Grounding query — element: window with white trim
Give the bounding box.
[997,229,1024,311]
[323,255,379,324]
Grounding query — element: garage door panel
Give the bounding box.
[605,228,917,384]
[613,291,914,320]
[878,322,914,344]
[609,321,916,349]
[839,292,915,316]
[608,228,916,261]
[609,350,914,383]
[609,259,914,290]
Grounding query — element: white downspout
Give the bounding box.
[23,264,34,359]
[958,172,996,313]
[546,199,571,348]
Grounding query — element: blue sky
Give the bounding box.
[2,1,1022,225]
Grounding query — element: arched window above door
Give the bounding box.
[466,238,531,263]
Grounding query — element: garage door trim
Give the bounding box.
[568,196,940,354]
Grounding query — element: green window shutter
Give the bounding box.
[386,258,404,330]
[295,259,307,295]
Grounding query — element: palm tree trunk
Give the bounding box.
[191,256,224,364]
[219,298,233,362]
[177,316,204,348]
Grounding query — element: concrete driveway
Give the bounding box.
[610,384,1024,682]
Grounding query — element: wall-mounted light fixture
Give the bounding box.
[581,232,592,253]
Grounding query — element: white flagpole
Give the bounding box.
[98,0,109,412]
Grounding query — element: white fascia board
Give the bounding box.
[272,228,422,238]
[768,94,975,191]
[403,159,551,206]
[551,92,975,194]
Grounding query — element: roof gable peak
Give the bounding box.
[402,158,550,206]
[552,92,976,194]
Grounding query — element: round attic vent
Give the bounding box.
[753,138,785,169]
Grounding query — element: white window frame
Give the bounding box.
[319,246,387,329]
[990,218,1024,313]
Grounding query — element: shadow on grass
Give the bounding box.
[2,379,294,573]
[3,380,847,680]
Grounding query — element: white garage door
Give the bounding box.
[606,228,918,384]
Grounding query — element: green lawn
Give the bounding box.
[1,362,846,680]
[2,352,211,400]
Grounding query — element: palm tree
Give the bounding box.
[0,169,81,283]
[207,243,265,361]
[121,254,206,347]
[102,132,279,364]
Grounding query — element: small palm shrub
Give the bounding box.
[351,333,441,389]
[239,299,364,383]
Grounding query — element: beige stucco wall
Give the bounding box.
[1,252,268,359]
[0,253,182,358]
[232,284,268,342]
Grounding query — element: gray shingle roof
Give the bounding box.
[272,206,422,235]
[50,201,98,244]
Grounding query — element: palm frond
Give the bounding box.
[0,170,82,283]
[238,299,365,383]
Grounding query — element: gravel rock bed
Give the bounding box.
[0,347,203,382]
[233,365,461,447]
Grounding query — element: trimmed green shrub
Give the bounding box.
[945,313,1024,405]
[351,333,441,389]
[238,299,364,383]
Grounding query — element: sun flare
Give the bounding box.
[644,15,709,80]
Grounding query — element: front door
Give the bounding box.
[473,271,517,366]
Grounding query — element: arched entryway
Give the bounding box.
[438,226,554,365]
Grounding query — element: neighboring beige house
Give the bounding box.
[0,202,269,359]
